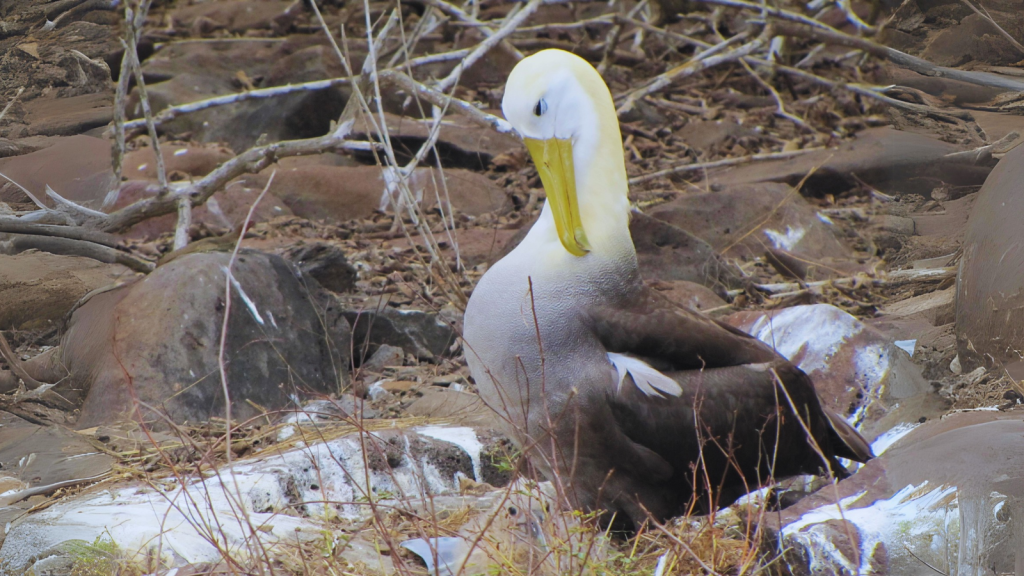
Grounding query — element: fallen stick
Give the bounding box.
[753,267,955,295]
[629,147,825,184]
[98,133,377,234]
[0,234,154,273]
[769,20,1024,93]
[0,219,120,247]
[0,331,45,391]
[120,78,352,136]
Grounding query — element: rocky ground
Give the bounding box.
[1,0,1024,574]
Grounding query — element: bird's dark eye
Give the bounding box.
[534,100,547,116]
[508,506,518,515]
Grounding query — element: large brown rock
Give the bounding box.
[0,135,114,205]
[956,144,1024,369]
[111,180,293,240]
[649,183,860,276]
[771,410,1024,576]
[705,128,988,196]
[0,252,133,331]
[725,304,940,441]
[59,251,351,428]
[239,165,510,223]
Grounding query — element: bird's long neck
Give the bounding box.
[574,113,632,259]
[526,108,635,271]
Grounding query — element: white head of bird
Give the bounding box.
[502,49,634,264]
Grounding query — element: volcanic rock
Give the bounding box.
[648,183,859,274]
[725,304,941,440]
[771,410,1024,576]
[51,250,351,428]
[0,252,133,331]
[956,144,1024,370]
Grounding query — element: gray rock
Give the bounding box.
[346,307,458,362]
[768,410,1024,576]
[283,242,357,294]
[725,304,943,441]
[51,250,351,428]
[956,144,1024,370]
[648,182,864,277]
[360,344,405,374]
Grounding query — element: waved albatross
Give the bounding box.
[464,49,872,528]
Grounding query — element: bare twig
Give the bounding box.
[0,87,24,125]
[173,196,192,251]
[771,20,1024,92]
[0,233,154,273]
[105,0,151,210]
[122,7,167,195]
[97,133,376,233]
[120,78,353,136]
[0,331,45,390]
[433,0,544,93]
[0,219,120,246]
[753,266,955,295]
[617,31,768,115]
[629,147,824,184]
[379,71,514,134]
[421,0,524,60]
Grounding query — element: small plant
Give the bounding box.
[67,536,145,576]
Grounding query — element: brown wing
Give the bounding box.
[586,284,777,371]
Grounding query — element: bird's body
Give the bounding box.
[464,49,871,528]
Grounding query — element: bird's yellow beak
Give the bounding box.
[524,138,591,256]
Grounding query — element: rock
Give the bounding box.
[406,387,500,430]
[646,279,727,311]
[770,410,1024,576]
[112,180,293,240]
[705,128,989,197]
[0,252,133,330]
[0,135,115,206]
[123,143,233,180]
[360,344,405,374]
[170,1,296,34]
[346,306,458,362]
[922,12,1024,67]
[20,92,112,137]
[724,304,941,440]
[0,423,507,573]
[280,396,377,422]
[871,214,916,236]
[352,112,522,170]
[140,39,281,84]
[238,165,510,223]
[283,242,357,293]
[47,250,351,427]
[956,144,1024,369]
[649,183,860,275]
[0,412,114,549]
[630,211,748,290]
[133,38,352,151]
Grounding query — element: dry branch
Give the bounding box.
[0,219,120,246]
[98,133,376,234]
[754,267,955,294]
[422,0,524,60]
[771,20,1024,93]
[434,0,544,93]
[0,234,153,273]
[120,78,353,136]
[629,147,824,184]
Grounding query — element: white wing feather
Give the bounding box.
[607,353,683,398]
